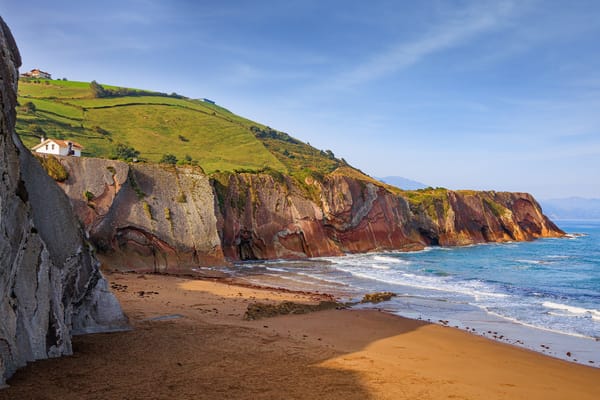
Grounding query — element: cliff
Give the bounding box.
[55,158,223,273]
[46,158,563,271]
[0,18,127,386]
[216,169,563,259]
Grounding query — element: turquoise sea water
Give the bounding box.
[230,220,600,365]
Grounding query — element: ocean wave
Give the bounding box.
[323,253,413,267]
[372,255,399,263]
[565,233,587,239]
[293,271,354,287]
[266,266,287,272]
[334,267,509,300]
[515,259,550,265]
[542,301,600,321]
[371,264,391,270]
[484,309,595,340]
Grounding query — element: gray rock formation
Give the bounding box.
[0,17,127,387]
[55,158,225,273]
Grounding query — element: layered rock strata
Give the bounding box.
[216,171,563,259]
[0,17,127,386]
[56,158,223,273]
[49,158,563,271]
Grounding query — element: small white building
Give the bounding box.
[21,68,52,79]
[32,138,84,157]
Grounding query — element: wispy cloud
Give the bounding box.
[325,1,520,90]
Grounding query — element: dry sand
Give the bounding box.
[2,272,599,400]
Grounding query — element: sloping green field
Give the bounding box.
[17,78,343,175]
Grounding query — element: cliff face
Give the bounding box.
[51,156,563,270]
[56,158,224,273]
[216,171,563,260]
[0,18,127,386]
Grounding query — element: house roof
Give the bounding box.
[31,138,84,151]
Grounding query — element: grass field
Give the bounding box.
[16,79,351,174]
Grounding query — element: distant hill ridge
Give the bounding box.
[377,176,428,190]
[540,197,600,220]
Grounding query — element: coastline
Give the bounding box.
[2,272,599,400]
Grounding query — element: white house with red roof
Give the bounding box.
[32,138,84,157]
[20,68,52,79]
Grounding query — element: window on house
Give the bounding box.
[45,144,48,150]
[51,144,55,150]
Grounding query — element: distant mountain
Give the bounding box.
[539,197,600,220]
[377,176,428,190]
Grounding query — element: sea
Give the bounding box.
[226,220,600,366]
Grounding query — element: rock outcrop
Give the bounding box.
[216,169,563,259]
[0,17,127,386]
[55,158,224,273]
[48,158,563,271]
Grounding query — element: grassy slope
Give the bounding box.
[17,79,291,173]
[17,79,355,176]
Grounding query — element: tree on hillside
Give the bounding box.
[112,143,140,161]
[160,153,178,165]
[23,101,36,113]
[30,124,45,139]
[90,80,109,98]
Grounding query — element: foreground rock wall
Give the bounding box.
[0,17,127,386]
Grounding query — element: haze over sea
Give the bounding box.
[230,220,600,366]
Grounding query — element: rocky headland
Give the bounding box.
[45,158,564,273]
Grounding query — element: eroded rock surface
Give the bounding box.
[47,156,564,271]
[0,17,127,386]
[56,158,225,272]
[216,171,563,260]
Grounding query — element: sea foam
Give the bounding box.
[543,301,600,321]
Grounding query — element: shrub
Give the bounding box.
[113,143,140,161]
[90,80,109,98]
[23,101,36,113]
[93,126,111,136]
[142,202,153,220]
[83,190,94,202]
[35,155,68,182]
[160,153,178,165]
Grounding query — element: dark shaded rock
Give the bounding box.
[360,292,397,304]
[244,301,343,320]
[0,17,127,386]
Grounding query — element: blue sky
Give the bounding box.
[2,0,600,199]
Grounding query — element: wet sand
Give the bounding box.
[2,272,599,400]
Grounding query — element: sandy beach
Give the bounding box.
[2,272,599,400]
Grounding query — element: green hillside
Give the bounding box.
[16,78,344,176]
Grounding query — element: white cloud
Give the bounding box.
[326,1,520,89]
